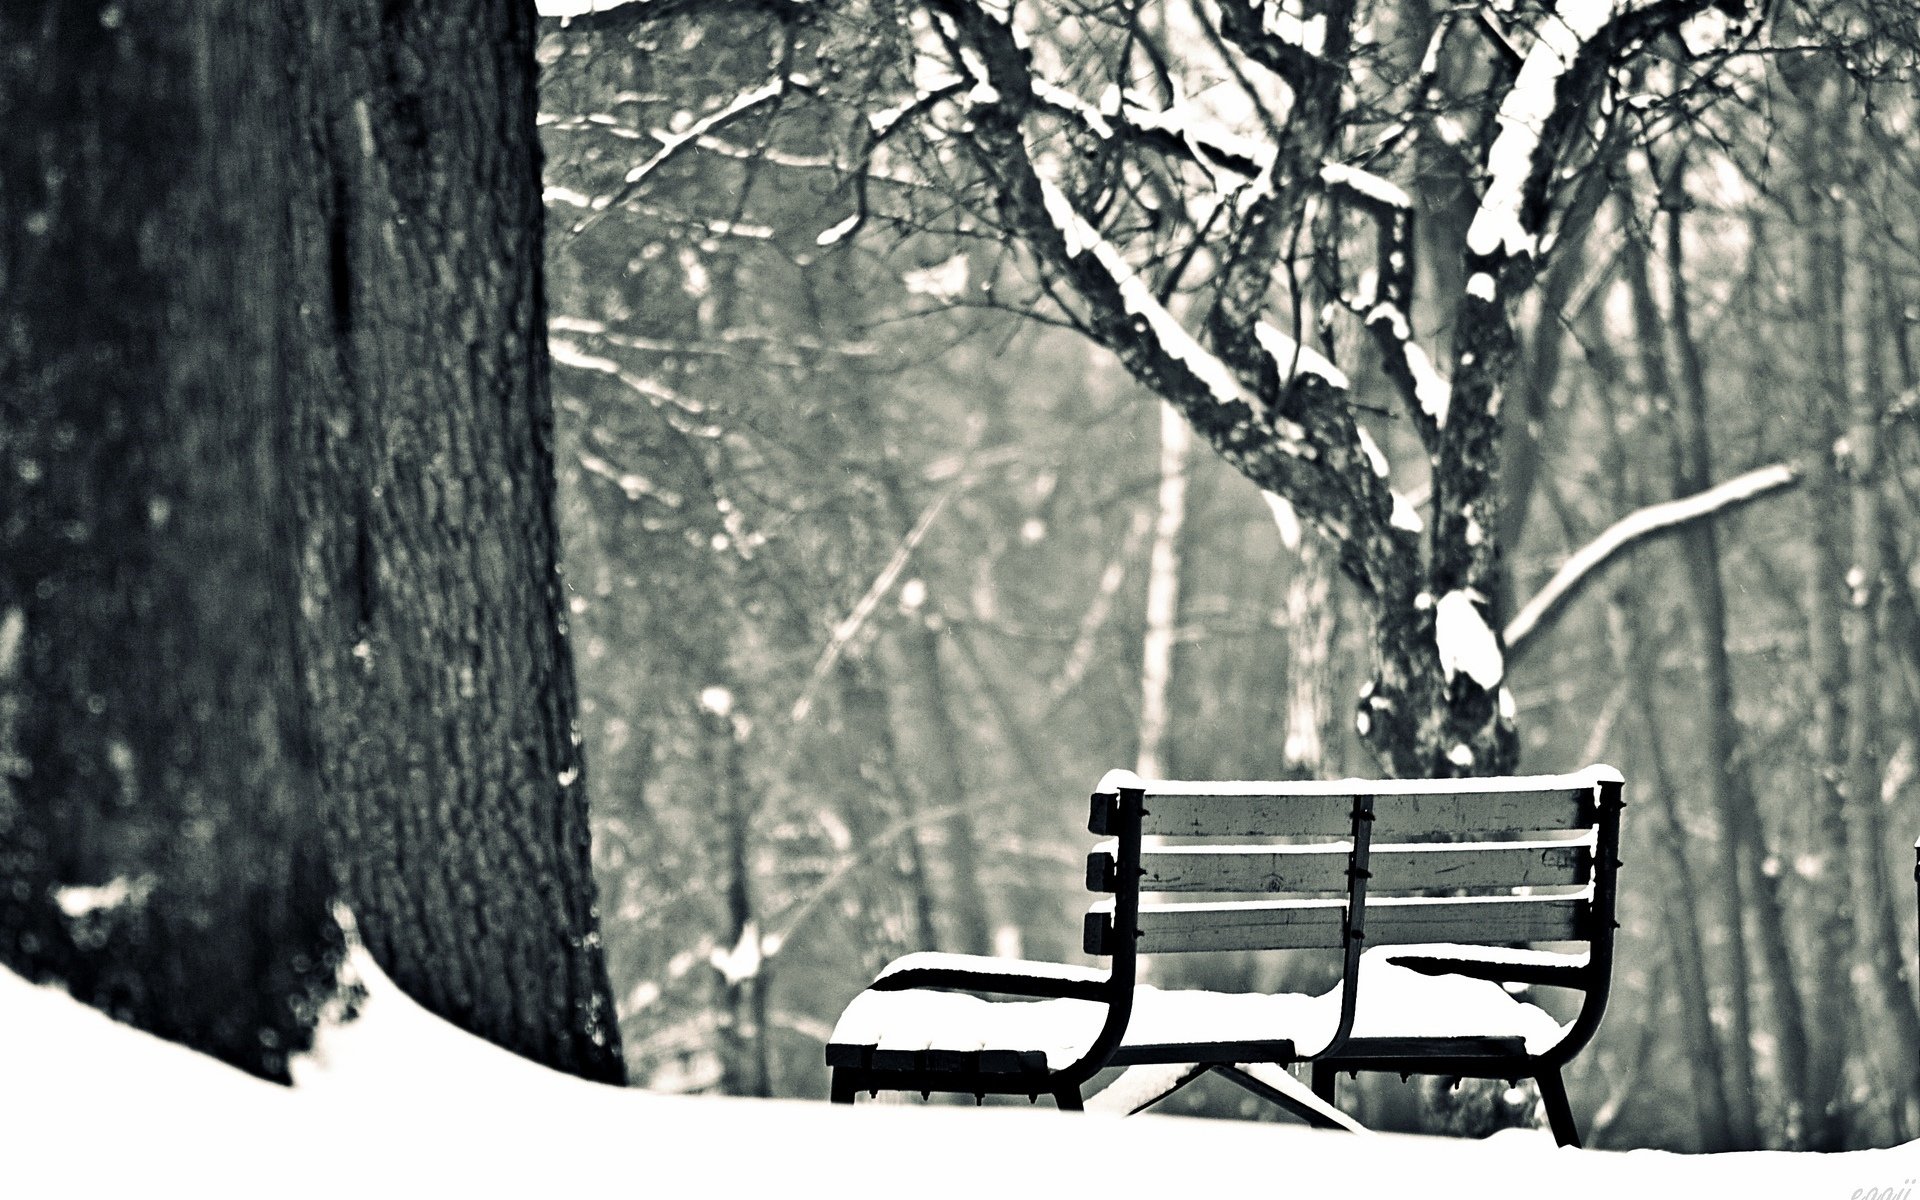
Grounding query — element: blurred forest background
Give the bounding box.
[531,0,1920,1153]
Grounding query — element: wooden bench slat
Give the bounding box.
[1090,838,1591,895]
[1088,893,1588,954]
[1120,787,1590,839]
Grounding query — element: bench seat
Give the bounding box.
[826,947,1566,1074]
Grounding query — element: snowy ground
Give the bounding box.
[2,953,1911,1197]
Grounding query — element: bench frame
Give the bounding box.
[826,771,1623,1144]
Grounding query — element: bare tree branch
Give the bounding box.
[572,77,795,238]
[789,488,952,723]
[1505,461,1801,661]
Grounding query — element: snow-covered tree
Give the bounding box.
[562,0,1781,778]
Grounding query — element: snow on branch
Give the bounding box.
[1254,321,1348,390]
[1326,151,1444,441]
[1363,301,1450,431]
[831,73,974,249]
[623,79,787,190]
[1319,162,1411,211]
[55,875,155,920]
[1467,0,1617,259]
[571,78,789,236]
[1029,79,1276,190]
[539,0,807,32]
[815,213,861,247]
[1031,79,1114,138]
[1504,461,1800,659]
[1118,94,1271,183]
[1036,178,1307,448]
[1215,0,1337,90]
[549,338,683,407]
[577,451,684,507]
[1256,2,1327,55]
[539,0,650,19]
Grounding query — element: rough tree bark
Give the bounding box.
[2,0,626,1086]
[0,0,338,1080]
[285,0,624,1083]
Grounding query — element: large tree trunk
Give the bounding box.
[285,0,624,1084]
[0,0,338,1081]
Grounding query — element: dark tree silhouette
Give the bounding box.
[0,0,623,1085]
[0,0,338,1082]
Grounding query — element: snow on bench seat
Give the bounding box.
[828,949,1567,1071]
[1121,763,1622,796]
[872,952,1109,988]
[1376,943,1592,970]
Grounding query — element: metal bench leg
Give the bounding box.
[1052,1086,1084,1111]
[1087,1063,1210,1115]
[1217,1064,1369,1133]
[830,1068,858,1105]
[1311,1061,1338,1106]
[1536,1067,1580,1147]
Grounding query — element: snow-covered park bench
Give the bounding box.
[825,765,1625,1146]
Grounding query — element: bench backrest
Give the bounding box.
[1083,766,1623,964]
